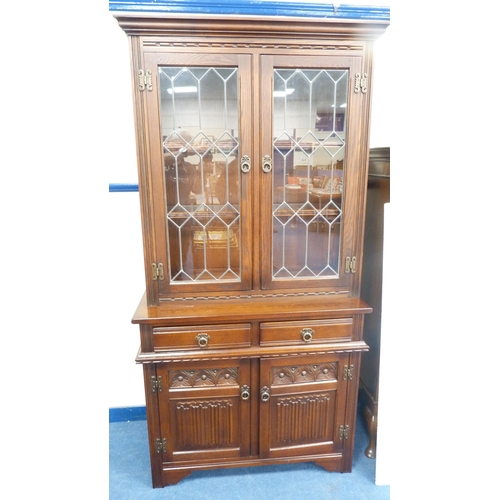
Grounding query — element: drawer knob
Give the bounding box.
[195,333,210,348]
[240,385,250,400]
[300,328,314,342]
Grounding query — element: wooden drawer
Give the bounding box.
[260,318,353,346]
[153,324,251,351]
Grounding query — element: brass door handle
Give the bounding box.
[240,385,250,400]
[262,155,272,173]
[195,333,210,348]
[240,155,251,173]
[260,386,270,402]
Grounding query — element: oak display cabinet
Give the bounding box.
[111,0,389,488]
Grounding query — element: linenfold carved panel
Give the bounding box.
[169,367,239,388]
[274,393,332,445]
[271,362,337,385]
[174,400,237,449]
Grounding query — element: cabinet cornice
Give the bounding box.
[113,13,389,40]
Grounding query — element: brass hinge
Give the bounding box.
[155,437,166,454]
[354,72,368,94]
[345,256,356,274]
[343,364,354,381]
[339,424,350,440]
[138,69,153,92]
[152,262,165,281]
[151,375,163,393]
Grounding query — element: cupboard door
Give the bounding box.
[156,359,251,464]
[142,52,253,300]
[259,354,348,459]
[259,55,365,293]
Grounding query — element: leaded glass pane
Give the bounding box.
[158,66,241,282]
[273,69,347,279]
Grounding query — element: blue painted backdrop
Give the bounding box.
[109,1,390,20]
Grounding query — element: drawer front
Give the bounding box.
[153,324,251,351]
[260,318,353,346]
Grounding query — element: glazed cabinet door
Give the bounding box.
[155,359,251,464]
[259,353,349,460]
[259,54,365,294]
[141,51,254,301]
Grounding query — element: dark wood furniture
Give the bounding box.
[111,1,389,488]
[359,147,390,458]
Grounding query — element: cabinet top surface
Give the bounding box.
[132,293,372,324]
[109,1,390,21]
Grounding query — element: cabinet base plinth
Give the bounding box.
[161,469,193,487]
[156,455,346,488]
[315,458,343,473]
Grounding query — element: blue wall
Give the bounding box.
[109,1,390,20]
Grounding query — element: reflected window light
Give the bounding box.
[167,86,198,94]
[273,89,295,97]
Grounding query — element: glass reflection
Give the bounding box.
[159,67,241,282]
[272,69,347,279]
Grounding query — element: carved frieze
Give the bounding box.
[160,290,347,301]
[169,367,239,388]
[143,41,363,51]
[272,362,337,385]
